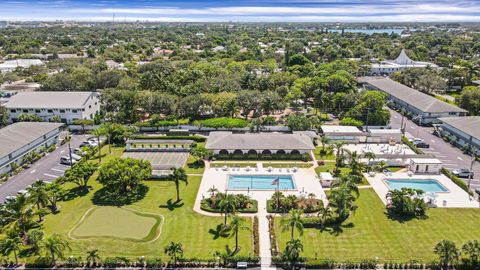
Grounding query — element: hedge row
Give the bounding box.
[195,117,249,128]
[200,199,258,213]
[253,216,260,256]
[441,168,473,195]
[131,135,206,142]
[402,136,424,154]
[136,118,189,127]
[266,199,323,214]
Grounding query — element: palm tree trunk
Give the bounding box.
[175,181,180,202]
[224,211,227,226]
[14,249,18,265]
[291,226,294,239]
[235,228,239,252]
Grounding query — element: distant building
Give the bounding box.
[205,132,314,155]
[359,77,467,125]
[0,59,44,73]
[0,122,64,174]
[320,125,367,143]
[5,91,100,124]
[370,49,438,75]
[438,116,480,155]
[212,46,226,52]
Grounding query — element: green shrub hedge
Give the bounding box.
[131,135,206,142]
[214,153,311,162]
[266,199,323,213]
[136,118,189,127]
[441,168,473,195]
[200,199,258,213]
[195,117,249,128]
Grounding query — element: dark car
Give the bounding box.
[414,142,430,148]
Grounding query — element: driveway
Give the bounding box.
[0,134,91,202]
[389,109,480,190]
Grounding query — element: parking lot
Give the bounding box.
[390,109,480,190]
[0,134,92,202]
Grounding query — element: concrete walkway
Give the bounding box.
[257,199,276,270]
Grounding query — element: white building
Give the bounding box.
[409,158,442,174]
[438,116,480,155]
[370,49,438,75]
[320,125,367,143]
[0,122,64,174]
[0,59,44,73]
[5,91,100,124]
[205,132,314,155]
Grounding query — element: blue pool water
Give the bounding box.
[228,175,295,190]
[384,179,448,193]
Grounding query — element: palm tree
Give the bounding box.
[91,128,103,161]
[329,184,358,222]
[434,240,459,270]
[219,194,238,226]
[208,186,219,197]
[41,233,71,265]
[462,240,480,267]
[332,141,345,175]
[164,241,183,266]
[331,175,359,197]
[228,215,249,253]
[27,180,48,221]
[320,136,330,155]
[4,193,34,235]
[282,238,304,270]
[317,202,333,228]
[363,151,376,172]
[374,160,388,173]
[346,150,365,177]
[170,167,188,202]
[86,249,101,267]
[280,209,304,239]
[0,233,22,265]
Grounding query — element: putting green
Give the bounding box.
[70,206,163,242]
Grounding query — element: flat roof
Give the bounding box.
[126,139,194,144]
[369,129,402,134]
[438,116,480,141]
[410,158,443,164]
[321,125,363,134]
[0,122,64,158]
[5,91,97,109]
[206,132,314,150]
[358,77,467,114]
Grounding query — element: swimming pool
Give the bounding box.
[227,175,295,190]
[384,179,448,193]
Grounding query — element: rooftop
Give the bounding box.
[205,132,314,150]
[0,122,64,158]
[438,116,480,141]
[5,91,97,109]
[321,125,363,134]
[358,77,467,114]
[410,158,443,164]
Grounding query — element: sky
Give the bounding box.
[1,0,480,22]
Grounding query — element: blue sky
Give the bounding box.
[1,0,480,22]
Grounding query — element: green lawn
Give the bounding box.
[184,154,206,174]
[275,188,480,263]
[70,206,162,242]
[314,146,335,160]
[40,145,253,260]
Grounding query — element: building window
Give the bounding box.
[60,109,65,113]
[22,109,28,113]
[35,109,41,113]
[47,109,53,113]
[72,110,78,113]
[10,109,16,113]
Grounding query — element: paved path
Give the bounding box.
[389,109,480,190]
[257,199,276,270]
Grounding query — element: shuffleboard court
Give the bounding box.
[122,151,188,170]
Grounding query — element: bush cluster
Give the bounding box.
[214,153,311,162]
[195,117,249,128]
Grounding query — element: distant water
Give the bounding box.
[328,29,414,35]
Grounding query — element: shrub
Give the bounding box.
[340,117,364,127]
[131,134,206,142]
[253,216,260,256]
[386,188,428,219]
[196,117,249,128]
[441,168,473,195]
[267,192,323,213]
[201,194,258,213]
[145,258,163,268]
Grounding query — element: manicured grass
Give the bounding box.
[315,162,350,175]
[70,206,162,242]
[275,188,480,263]
[41,145,253,260]
[314,146,335,160]
[184,154,205,174]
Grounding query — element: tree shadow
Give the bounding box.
[91,184,149,206]
[385,210,428,223]
[63,186,90,201]
[319,222,355,236]
[159,198,184,211]
[187,160,204,171]
[208,223,230,240]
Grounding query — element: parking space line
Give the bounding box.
[43,173,59,178]
[30,169,36,174]
[457,157,463,161]
[51,168,65,173]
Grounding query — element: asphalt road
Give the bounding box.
[389,109,480,190]
[0,134,91,202]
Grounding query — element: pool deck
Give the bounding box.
[365,172,479,208]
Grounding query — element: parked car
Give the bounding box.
[408,137,424,143]
[74,148,87,156]
[60,156,78,165]
[80,140,97,148]
[413,141,429,148]
[70,153,83,161]
[452,169,474,178]
[17,190,28,196]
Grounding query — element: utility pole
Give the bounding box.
[68,143,73,167]
[468,156,476,198]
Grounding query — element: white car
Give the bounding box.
[452,169,474,178]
